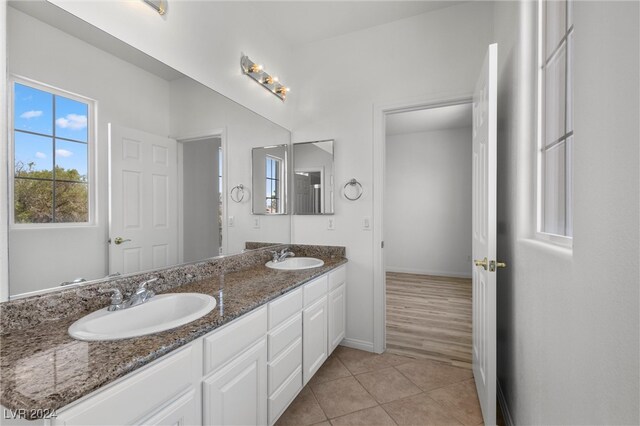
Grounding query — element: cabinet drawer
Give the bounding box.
[268,368,303,426]
[53,345,194,426]
[204,306,267,375]
[268,288,303,330]
[268,337,302,395]
[329,265,346,291]
[268,313,302,361]
[303,275,328,307]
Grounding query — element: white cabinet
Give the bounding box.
[328,283,346,354]
[328,265,347,355]
[267,288,303,425]
[48,265,347,426]
[302,295,328,385]
[52,344,199,426]
[202,339,268,426]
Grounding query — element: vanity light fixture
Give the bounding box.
[143,0,166,15]
[241,55,290,101]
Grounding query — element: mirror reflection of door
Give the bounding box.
[294,170,324,214]
[108,123,178,276]
[180,136,223,263]
[292,140,335,215]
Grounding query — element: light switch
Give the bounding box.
[253,217,260,229]
[363,216,371,230]
[327,217,335,230]
[228,216,235,227]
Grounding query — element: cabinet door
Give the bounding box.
[137,389,197,426]
[302,296,328,385]
[328,283,346,355]
[203,338,267,426]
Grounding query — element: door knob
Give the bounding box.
[490,260,507,271]
[113,237,131,245]
[474,257,488,270]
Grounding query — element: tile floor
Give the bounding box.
[276,346,485,426]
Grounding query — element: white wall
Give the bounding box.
[47,0,295,130]
[385,127,472,278]
[7,7,171,295]
[290,2,494,349]
[494,1,639,424]
[182,138,221,263]
[169,77,291,255]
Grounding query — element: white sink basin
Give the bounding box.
[266,257,325,270]
[68,293,216,341]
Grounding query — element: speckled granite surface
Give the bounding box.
[0,245,346,419]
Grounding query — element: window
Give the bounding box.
[265,155,282,213]
[538,0,573,241]
[12,79,94,224]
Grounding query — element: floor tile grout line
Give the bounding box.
[307,382,331,424]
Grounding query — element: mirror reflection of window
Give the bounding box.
[265,156,283,213]
[12,80,93,225]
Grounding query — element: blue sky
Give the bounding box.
[14,83,88,179]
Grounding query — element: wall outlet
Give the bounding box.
[363,216,371,230]
[228,216,235,227]
[327,217,335,230]
[253,217,260,229]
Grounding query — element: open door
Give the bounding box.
[472,43,499,426]
[109,123,178,276]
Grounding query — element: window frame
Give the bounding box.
[265,154,284,214]
[535,0,573,248]
[9,75,98,229]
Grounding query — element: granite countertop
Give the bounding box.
[0,256,347,419]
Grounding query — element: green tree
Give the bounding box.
[14,161,88,223]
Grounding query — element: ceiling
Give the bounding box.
[385,103,472,136]
[246,1,467,47]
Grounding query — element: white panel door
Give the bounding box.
[109,123,178,275]
[203,338,268,426]
[472,43,498,426]
[302,296,328,385]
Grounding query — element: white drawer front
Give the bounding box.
[329,265,346,291]
[268,313,302,361]
[53,345,194,426]
[268,368,303,426]
[268,288,303,330]
[303,275,328,307]
[204,306,267,375]
[268,337,302,396]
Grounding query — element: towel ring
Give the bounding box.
[230,184,245,203]
[343,178,363,201]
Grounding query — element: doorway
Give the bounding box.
[383,102,473,366]
[178,135,224,263]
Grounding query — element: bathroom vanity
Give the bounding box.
[0,245,347,425]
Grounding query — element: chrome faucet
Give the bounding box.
[100,277,158,311]
[271,248,295,263]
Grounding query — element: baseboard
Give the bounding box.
[497,380,514,426]
[386,266,472,279]
[339,338,374,353]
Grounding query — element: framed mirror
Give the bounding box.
[292,140,335,215]
[5,2,290,298]
[252,145,288,215]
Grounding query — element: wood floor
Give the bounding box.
[386,272,472,369]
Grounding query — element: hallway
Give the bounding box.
[386,272,472,368]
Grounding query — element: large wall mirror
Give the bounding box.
[252,145,288,215]
[292,140,335,215]
[6,2,291,298]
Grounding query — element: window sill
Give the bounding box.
[533,231,573,250]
